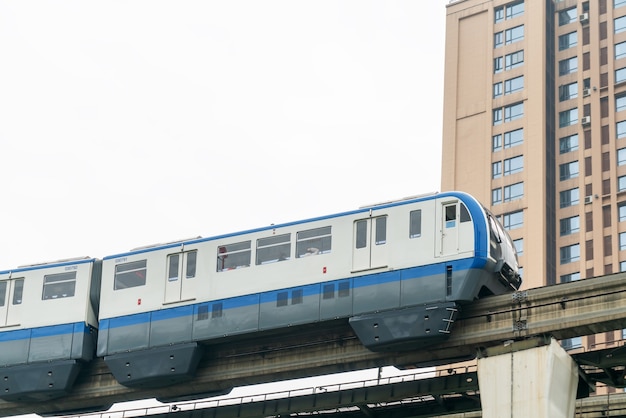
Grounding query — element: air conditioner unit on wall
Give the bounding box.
[583,87,591,97]
[581,116,591,126]
[580,12,589,24]
[584,195,593,204]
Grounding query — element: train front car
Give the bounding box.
[0,258,101,402]
[348,192,521,351]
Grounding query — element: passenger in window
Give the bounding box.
[302,247,319,257]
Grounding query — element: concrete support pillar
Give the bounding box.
[477,338,578,418]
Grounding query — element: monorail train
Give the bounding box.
[0,191,520,402]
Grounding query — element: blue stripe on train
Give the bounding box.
[0,322,91,343]
[100,257,486,331]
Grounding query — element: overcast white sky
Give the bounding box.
[0,1,447,268]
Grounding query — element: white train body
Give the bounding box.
[0,258,101,401]
[0,191,520,399]
[96,192,520,387]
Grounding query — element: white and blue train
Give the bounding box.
[0,192,520,402]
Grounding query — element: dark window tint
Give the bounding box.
[0,281,6,307]
[410,210,422,238]
[42,271,76,300]
[356,220,367,249]
[13,279,24,305]
[114,260,147,290]
[375,217,387,245]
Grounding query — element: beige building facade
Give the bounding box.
[442,0,626,354]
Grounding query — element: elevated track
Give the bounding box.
[3,272,626,417]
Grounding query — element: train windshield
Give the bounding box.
[487,212,505,261]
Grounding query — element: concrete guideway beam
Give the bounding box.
[477,338,578,418]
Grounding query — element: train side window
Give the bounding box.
[375,216,387,245]
[410,210,422,238]
[256,234,291,265]
[212,302,223,318]
[355,220,367,249]
[12,279,24,305]
[297,226,331,257]
[42,272,76,300]
[168,254,179,281]
[292,289,303,304]
[445,205,457,228]
[114,260,147,290]
[217,241,251,272]
[460,203,471,222]
[338,281,350,297]
[0,281,6,307]
[186,251,197,278]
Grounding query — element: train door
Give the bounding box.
[437,202,459,257]
[164,251,198,304]
[0,278,24,327]
[352,215,388,271]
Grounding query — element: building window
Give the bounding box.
[617,0,626,9]
[494,82,503,98]
[559,160,579,180]
[492,161,502,178]
[617,93,626,112]
[620,175,626,192]
[616,41,626,60]
[618,121,626,138]
[559,82,578,101]
[504,102,524,122]
[513,238,523,256]
[558,32,577,51]
[560,188,580,208]
[559,8,577,25]
[506,1,524,19]
[502,210,523,230]
[505,25,524,45]
[560,272,580,282]
[494,56,503,73]
[493,108,503,126]
[493,134,502,151]
[505,75,524,94]
[495,6,504,23]
[505,50,524,70]
[559,134,579,154]
[494,31,503,48]
[504,128,523,148]
[619,203,626,222]
[621,232,626,250]
[616,16,626,34]
[619,148,626,165]
[492,188,502,205]
[560,215,580,236]
[559,108,579,127]
[504,155,524,175]
[617,67,626,83]
[559,56,578,75]
[560,243,581,264]
[504,182,524,202]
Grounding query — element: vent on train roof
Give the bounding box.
[359,191,439,209]
[18,256,92,268]
[130,236,202,251]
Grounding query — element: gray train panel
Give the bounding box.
[149,306,193,347]
[259,284,321,329]
[400,267,446,307]
[319,279,353,320]
[0,339,29,365]
[0,359,82,402]
[352,271,401,315]
[105,321,150,355]
[192,295,260,340]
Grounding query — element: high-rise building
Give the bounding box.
[441,0,626,353]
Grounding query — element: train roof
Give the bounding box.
[102,191,481,261]
[0,256,97,275]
